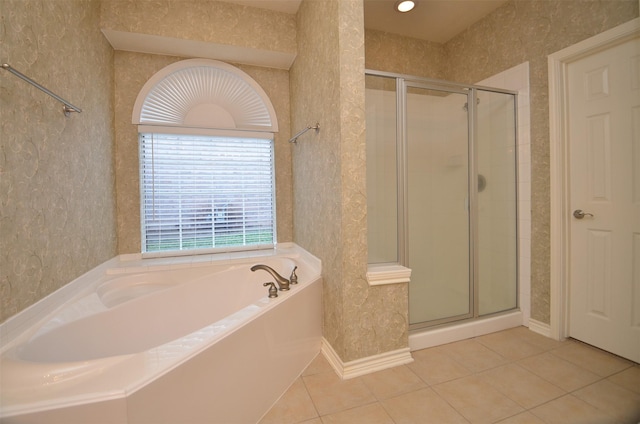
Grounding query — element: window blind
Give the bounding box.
[139,133,276,253]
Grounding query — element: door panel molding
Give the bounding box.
[549,17,640,341]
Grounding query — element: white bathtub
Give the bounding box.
[0,243,322,423]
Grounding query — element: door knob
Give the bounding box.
[573,209,594,219]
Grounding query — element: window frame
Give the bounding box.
[138,126,277,258]
[131,59,280,258]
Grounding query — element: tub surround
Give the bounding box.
[0,244,322,423]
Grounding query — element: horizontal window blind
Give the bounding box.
[139,133,276,253]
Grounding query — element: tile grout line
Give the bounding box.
[425,334,564,422]
[299,374,322,423]
[271,330,638,424]
[401,353,481,424]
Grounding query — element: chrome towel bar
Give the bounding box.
[289,123,320,143]
[2,63,82,117]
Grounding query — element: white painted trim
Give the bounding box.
[548,50,571,342]
[320,338,413,380]
[366,264,411,286]
[409,310,523,351]
[528,319,552,338]
[548,18,640,341]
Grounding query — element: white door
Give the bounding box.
[568,35,640,363]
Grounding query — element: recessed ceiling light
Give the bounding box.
[395,0,415,13]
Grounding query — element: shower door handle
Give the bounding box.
[573,209,594,219]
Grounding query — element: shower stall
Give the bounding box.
[366,71,518,336]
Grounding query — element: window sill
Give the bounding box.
[366,264,412,286]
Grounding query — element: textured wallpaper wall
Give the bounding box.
[0,0,117,322]
[291,0,345,357]
[364,0,638,326]
[104,1,294,254]
[365,29,445,79]
[3,0,634,357]
[292,0,408,362]
[113,52,292,253]
[100,0,296,56]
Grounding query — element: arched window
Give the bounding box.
[133,59,278,255]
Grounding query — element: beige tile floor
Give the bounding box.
[259,327,640,424]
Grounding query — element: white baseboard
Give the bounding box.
[321,338,413,380]
[409,311,523,351]
[527,318,552,338]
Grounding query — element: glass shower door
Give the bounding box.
[365,75,398,264]
[406,85,472,327]
[476,89,518,316]
[365,71,519,330]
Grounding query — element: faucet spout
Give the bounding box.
[251,264,290,291]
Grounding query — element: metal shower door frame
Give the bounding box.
[366,69,519,330]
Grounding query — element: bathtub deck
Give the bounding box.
[0,244,323,423]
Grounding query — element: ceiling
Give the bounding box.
[224,0,509,43]
[363,0,508,43]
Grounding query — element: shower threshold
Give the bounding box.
[408,310,523,351]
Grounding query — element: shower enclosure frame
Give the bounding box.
[365,69,520,331]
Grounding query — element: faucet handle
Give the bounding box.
[289,266,298,285]
[263,282,278,298]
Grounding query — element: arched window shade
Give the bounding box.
[133,59,278,256]
[132,58,278,132]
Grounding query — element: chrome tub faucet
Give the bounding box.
[263,282,278,298]
[251,265,298,291]
[251,264,290,291]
